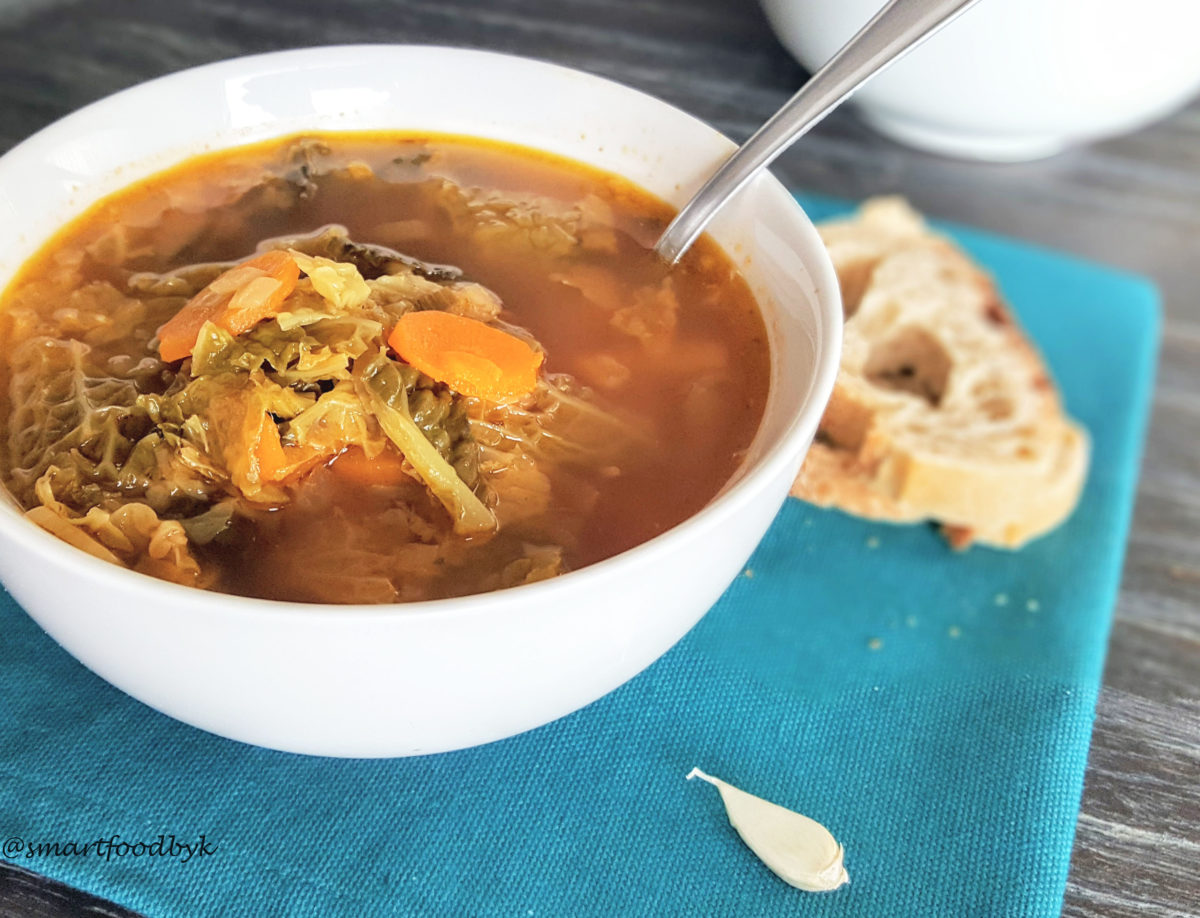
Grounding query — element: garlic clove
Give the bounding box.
[687,767,849,893]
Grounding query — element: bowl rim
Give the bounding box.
[0,43,843,623]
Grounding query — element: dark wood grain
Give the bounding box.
[0,861,144,918]
[0,2,1196,916]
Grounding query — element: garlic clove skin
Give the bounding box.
[687,767,849,893]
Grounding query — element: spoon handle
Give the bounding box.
[654,0,982,264]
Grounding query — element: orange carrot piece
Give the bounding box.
[253,414,289,482]
[253,413,325,485]
[388,311,543,401]
[158,291,223,363]
[329,446,411,487]
[219,252,300,334]
[158,251,299,362]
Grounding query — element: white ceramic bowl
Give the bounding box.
[0,46,841,757]
[761,0,1200,161]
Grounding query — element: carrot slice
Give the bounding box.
[253,413,325,485]
[158,251,300,362]
[329,446,411,487]
[387,311,543,401]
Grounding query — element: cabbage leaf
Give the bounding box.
[354,348,494,534]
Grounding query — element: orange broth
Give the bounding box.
[0,133,770,602]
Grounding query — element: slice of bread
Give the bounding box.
[791,198,1089,549]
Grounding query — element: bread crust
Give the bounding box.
[792,198,1090,549]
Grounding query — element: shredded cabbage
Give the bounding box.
[27,472,207,587]
[284,380,387,457]
[354,348,495,534]
[288,250,371,312]
[1,219,621,595]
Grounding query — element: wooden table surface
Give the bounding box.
[0,2,1196,916]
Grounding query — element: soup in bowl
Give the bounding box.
[0,46,841,756]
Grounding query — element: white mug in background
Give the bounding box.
[760,0,1200,161]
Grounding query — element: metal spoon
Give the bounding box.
[653,0,983,264]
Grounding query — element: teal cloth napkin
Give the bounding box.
[0,196,1159,917]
